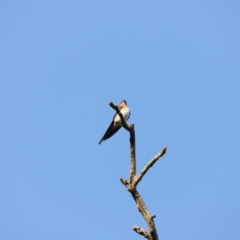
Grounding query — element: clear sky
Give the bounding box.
[0,1,240,240]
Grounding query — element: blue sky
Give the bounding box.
[0,1,240,239]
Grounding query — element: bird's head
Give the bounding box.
[120,100,127,107]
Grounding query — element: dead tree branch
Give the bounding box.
[109,101,168,240]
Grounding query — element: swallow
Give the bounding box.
[99,100,131,144]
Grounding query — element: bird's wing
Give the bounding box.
[98,121,122,144]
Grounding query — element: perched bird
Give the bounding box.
[99,100,130,144]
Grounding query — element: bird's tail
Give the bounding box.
[98,122,121,144]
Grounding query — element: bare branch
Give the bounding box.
[133,226,149,238]
[130,189,158,240]
[109,101,168,240]
[129,125,136,183]
[135,147,168,186]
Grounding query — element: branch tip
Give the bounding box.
[160,147,168,157]
[109,102,114,107]
[133,225,149,238]
[120,178,128,186]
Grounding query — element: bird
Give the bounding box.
[99,100,130,144]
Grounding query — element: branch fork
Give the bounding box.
[109,102,168,240]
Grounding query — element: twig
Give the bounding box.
[135,147,168,186]
[133,226,149,238]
